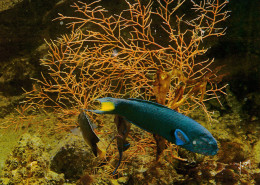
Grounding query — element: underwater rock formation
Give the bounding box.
[0,0,23,12]
[50,133,97,181]
[0,0,71,97]
[0,133,64,184]
[129,158,185,184]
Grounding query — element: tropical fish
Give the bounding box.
[111,49,118,57]
[86,97,218,156]
[78,111,103,157]
[113,115,131,175]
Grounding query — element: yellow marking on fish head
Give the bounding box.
[100,102,115,112]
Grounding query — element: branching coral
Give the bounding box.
[23,0,229,120]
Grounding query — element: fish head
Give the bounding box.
[173,129,218,156]
[187,133,218,156]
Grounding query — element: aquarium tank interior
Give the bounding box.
[0,0,259,184]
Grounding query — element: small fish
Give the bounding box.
[86,97,218,156]
[113,115,131,175]
[111,49,118,57]
[78,110,102,157]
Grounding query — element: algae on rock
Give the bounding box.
[0,133,64,185]
[50,133,97,181]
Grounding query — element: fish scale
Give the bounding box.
[116,99,208,140]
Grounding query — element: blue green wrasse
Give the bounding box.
[87,97,218,156]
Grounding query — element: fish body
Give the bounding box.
[87,97,218,156]
[78,111,100,157]
[113,115,131,174]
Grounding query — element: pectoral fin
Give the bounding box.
[174,129,190,145]
[123,141,130,151]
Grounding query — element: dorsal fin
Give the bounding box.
[82,111,98,129]
[127,98,175,111]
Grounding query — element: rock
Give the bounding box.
[253,172,260,185]
[253,136,260,165]
[50,133,96,181]
[0,0,23,12]
[215,169,239,185]
[0,133,64,184]
[218,141,247,164]
[0,0,71,96]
